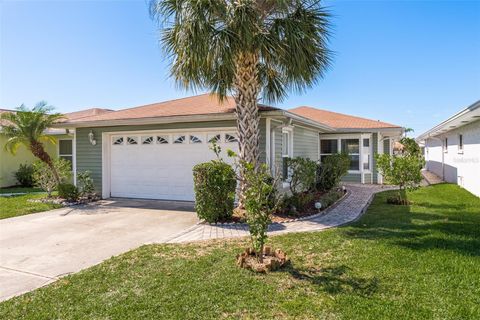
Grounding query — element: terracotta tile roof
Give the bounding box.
[64,94,279,123]
[289,106,401,129]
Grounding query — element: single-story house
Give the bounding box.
[55,94,403,201]
[417,100,480,197]
[0,107,112,188]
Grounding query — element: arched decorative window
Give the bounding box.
[112,137,124,145]
[208,134,221,144]
[190,135,202,144]
[127,137,138,145]
[225,133,238,143]
[142,136,154,145]
[156,136,169,144]
[174,135,186,144]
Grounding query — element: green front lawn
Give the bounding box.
[0,187,43,194]
[0,189,62,220]
[1,184,479,319]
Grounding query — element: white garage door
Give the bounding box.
[109,130,239,201]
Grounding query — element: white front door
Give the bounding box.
[108,130,239,201]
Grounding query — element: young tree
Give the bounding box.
[150,0,331,202]
[1,102,64,184]
[375,137,424,204]
[243,162,278,263]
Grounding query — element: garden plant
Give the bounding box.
[375,137,424,204]
[0,102,64,184]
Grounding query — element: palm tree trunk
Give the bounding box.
[30,140,61,185]
[233,52,261,206]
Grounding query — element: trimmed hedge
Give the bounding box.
[193,161,236,223]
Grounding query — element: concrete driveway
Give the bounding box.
[0,199,198,301]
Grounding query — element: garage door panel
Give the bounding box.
[109,131,238,201]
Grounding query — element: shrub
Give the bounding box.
[193,161,236,223]
[77,171,95,197]
[376,152,423,205]
[376,137,423,205]
[316,153,350,191]
[320,189,343,208]
[14,163,35,187]
[287,157,317,196]
[280,192,315,215]
[33,158,72,196]
[58,183,79,201]
[243,162,278,262]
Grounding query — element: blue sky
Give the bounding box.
[1,0,479,135]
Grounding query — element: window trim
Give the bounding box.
[58,138,73,162]
[281,127,293,158]
[281,126,294,185]
[58,138,74,172]
[362,137,372,172]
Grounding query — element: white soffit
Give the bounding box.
[417,100,480,140]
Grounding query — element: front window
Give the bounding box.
[59,139,73,166]
[341,139,360,171]
[458,134,463,152]
[444,137,448,153]
[320,139,338,163]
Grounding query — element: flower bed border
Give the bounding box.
[204,189,350,226]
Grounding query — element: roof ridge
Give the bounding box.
[106,93,222,114]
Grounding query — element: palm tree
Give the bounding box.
[0,102,64,184]
[150,0,331,200]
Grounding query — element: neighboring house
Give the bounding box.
[417,100,480,197]
[0,107,112,188]
[55,94,403,201]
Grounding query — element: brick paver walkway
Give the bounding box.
[421,170,444,185]
[166,184,394,243]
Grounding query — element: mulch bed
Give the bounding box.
[211,189,345,224]
[28,195,100,207]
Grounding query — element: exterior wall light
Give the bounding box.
[314,201,322,213]
[88,130,97,146]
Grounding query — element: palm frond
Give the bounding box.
[150,0,332,103]
[1,101,63,154]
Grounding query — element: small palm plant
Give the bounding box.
[150,0,331,202]
[0,102,64,184]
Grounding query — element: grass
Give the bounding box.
[1,184,479,319]
[0,186,43,194]
[0,187,62,220]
